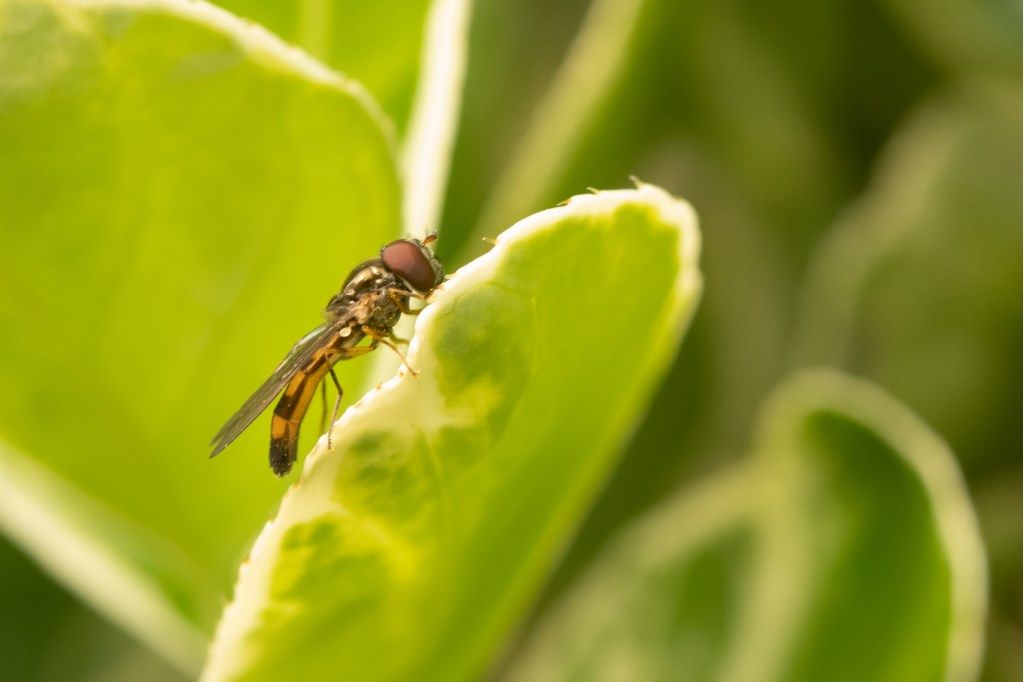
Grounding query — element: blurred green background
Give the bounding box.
[441,0,1020,678]
[0,0,1018,679]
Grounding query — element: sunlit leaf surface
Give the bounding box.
[203,184,702,681]
[0,0,400,668]
[214,0,432,135]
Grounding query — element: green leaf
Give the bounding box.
[398,0,472,237]
[0,0,400,669]
[212,0,472,235]
[794,83,1020,472]
[793,83,1019,677]
[214,0,433,136]
[202,183,702,680]
[510,370,987,681]
[447,0,883,262]
[468,0,648,250]
[878,0,1020,76]
[507,467,758,681]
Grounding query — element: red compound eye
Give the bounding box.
[380,239,441,292]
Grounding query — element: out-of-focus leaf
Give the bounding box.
[445,0,934,263]
[453,1,929,614]
[398,0,472,237]
[215,0,472,235]
[879,0,1021,76]
[0,0,400,669]
[794,80,1021,676]
[0,442,209,670]
[202,184,702,681]
[795,82,1021,474]
[468,0,646,250]
[441,3,935,526]
[212,0,432,135]
[441,0,1014,675]
[505,467,757,681]
[437,0,589,261]
[729,371,986,681]
[509,370,987,682]
[0,530,185,682]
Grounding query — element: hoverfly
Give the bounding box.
[210,236,444,476]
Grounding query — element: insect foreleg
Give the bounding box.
[362,325,419,376]
[386,288,427,315]
[387,287,428,300]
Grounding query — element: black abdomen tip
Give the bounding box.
[269,438,296,477]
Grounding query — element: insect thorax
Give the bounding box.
[341,260,392,295]
[326,260,406,332]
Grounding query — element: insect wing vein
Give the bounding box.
[209,320,349,458]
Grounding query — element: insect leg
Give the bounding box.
[321,343,377,450]
[362,325,419,376]
[319,380,328,434]
[387,287,428,300]
[325,367,343,450]
[386,288,426,315]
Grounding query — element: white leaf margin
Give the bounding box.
[727,370,988,682]
[402,0,473,237]
[0,441,208,673]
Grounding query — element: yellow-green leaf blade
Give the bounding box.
[216,0,472,234]
[0,0,401,666]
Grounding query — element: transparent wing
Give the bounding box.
[209,320,348,458]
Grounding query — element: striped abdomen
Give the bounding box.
[269,328,364,476]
